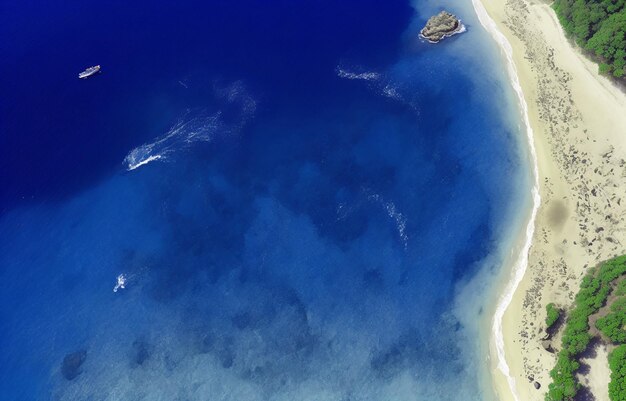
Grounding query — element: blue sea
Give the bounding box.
[0,0,532,400]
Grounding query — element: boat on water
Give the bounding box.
[78,65,101,79]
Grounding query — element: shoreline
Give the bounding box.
[468,0,541,399]
[471,0,626,399]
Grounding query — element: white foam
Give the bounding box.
[113,273,127,292]
[215,80,258,128]
[124,81,256,171]
[336,65,411,106]
[469,1,541,400]
[124,112,221,171]
[369,193,409,249]
[126,154,163,171]
[382,84,402,100]
[335,67,381,81]
[384,201,408,249]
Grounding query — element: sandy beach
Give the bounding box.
[470,0,626,400]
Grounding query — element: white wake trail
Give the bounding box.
[123,112,221,171]
[124,81,257,171]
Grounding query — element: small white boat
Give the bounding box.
[78,65,101,79]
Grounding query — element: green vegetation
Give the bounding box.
[615,279,626,296]
[546,303,561,330]
[596,298,626,343]
[546,255,626,401]
[609,345,626,401]
[552,0,626,78]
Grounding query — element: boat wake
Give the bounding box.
[336,64,416,109]
[124,81,256,171]
[113,273,127,292]
[124,112,222,171]
[335,67,381,81]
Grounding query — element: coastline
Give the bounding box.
[468,0,541,399]
[470,0,626,400]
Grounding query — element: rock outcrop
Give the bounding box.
[420,11,464,43]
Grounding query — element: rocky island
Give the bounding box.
[420,11,465,43]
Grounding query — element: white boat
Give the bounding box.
[78,65,101,79]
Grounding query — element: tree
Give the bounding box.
[546,303,561,329]
[553,0,626,79]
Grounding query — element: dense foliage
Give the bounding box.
[616,279,626,296]
[597,298,626,343]
[609,345,626,401]
[546,256,626,401]
[546,303,561,329]
[553,0,626,78]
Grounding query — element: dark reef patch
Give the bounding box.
[61,350,87,381]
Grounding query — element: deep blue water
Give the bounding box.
[0,0,528,400]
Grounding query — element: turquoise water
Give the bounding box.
[0,0,530,399]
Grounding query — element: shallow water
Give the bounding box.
[0,0,530,399]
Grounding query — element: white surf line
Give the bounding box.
[470,0,541,400]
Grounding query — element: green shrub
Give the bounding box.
[597,313,626,343]
[608,345,626,400]
[546,303,561,329]
[553,0,626,79]
[596,298,626,343]
[546,255,626,401]
[615,279,626,296]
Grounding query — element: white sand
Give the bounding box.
[470,0,626,399]
[578,342,611,401]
